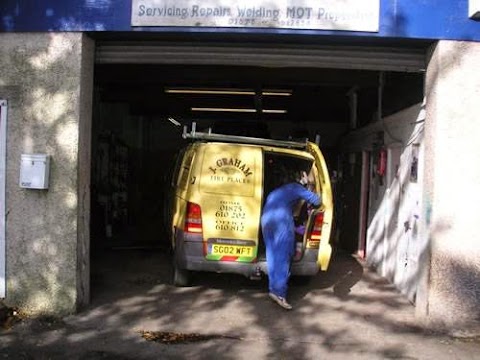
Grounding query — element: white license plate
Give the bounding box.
[210,244,253,257]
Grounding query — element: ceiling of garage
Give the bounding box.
[93,34,427,136]
[95,64,424,128]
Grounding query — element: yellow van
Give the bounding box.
[167,123,334,286]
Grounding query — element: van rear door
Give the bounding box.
[307,142,334,271]
[196,143,263,262]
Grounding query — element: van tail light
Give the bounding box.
[307,211,324,248]
[185,202,203,234]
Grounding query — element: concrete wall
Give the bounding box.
[0,33,93,315]
[418,40,480,332]
[342,103,426,302]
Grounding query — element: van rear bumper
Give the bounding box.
[291,249,320,276]
[175,236,320,277]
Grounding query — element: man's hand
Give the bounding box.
[295,225,306,235]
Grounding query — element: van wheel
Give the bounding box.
[173,262,191,287]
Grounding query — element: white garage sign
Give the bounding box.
[131,0,380,32]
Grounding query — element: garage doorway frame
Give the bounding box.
[91,38,428,283]
[95,41,428,73]
[0,100,7,298]
[358,151,370,259]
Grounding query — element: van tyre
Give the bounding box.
[173,262,191,287]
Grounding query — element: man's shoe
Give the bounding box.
[269,292,293,310]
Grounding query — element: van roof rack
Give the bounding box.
[182,122,308,149]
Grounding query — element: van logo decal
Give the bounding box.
[210,158,253,177]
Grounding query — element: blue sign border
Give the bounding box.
[1,0,480,41]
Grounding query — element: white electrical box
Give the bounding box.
[19,154,50,189]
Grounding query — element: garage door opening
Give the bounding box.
[89,41,426,297]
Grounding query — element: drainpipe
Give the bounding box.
[347,86,358,130]
[377,71,384,123]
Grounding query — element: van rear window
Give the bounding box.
[263,152,316,194]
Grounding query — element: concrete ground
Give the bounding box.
[0,249,479,359]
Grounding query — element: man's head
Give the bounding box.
[298,171,309,186]
[298,171,308,186]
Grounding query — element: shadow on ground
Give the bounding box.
[1,249,479,359]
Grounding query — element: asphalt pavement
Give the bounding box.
[0,249,479,359]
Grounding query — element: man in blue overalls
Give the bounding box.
[261,170,321,310]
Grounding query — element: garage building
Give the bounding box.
[0,0,479,332]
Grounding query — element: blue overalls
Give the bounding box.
[261,183,321,298]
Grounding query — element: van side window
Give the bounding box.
[177,150,195,190]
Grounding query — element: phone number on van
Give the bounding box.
[210,244,253,256]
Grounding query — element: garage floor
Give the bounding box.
[1,249,479,359]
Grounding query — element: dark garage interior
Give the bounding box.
[89,37,425,290]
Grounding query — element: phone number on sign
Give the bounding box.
[228,18,256,26]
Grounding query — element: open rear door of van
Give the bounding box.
[195,143,263,263]
[307,142,334,271]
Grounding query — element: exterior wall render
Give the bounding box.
[421,40,480,331]
[342,103,426,304]
[0,32,93,315]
